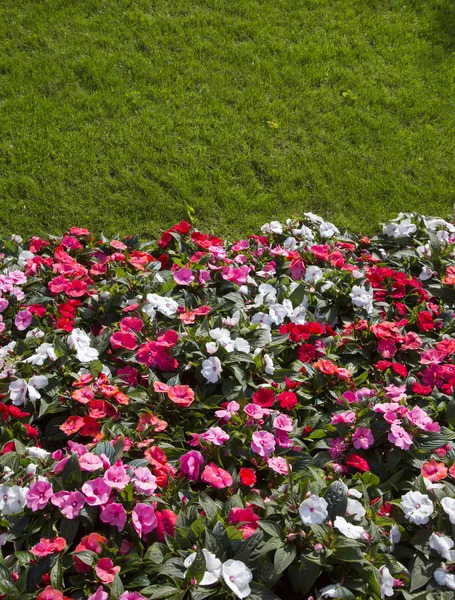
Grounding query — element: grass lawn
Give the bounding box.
[0,0,454,239]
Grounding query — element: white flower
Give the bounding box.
[299,496,328,525]
[0,485,27,515]
[26,447,51,460]
[24,343,57,366]
[222,560,253,599]
[261,221,283,235]
[68,327,91,350]
[379,566,395,598]
[251,312,274,327]
[292,224,314,241]
[347,488,362,499]
[434,567,455,591]
[201,357,222,384]
[389,524,401,551]
[346,498,366,522]
[423,476,444,491]
[441,497,455,524]
[234,338,250,354]
[9,376,49,406]
[319,222,340,238]
[333,516,367,540]
[305,265,323,283]
[143,293,178,318]
[25,328,45,340]
[210,328,231,342]
[263,354,274,375]
[268,303,287,325]
[430,533,455,561]
[419,266,434,281]
[76,346,99,364]
[184,549,222,586]
[223,310,241,327]
[26,464,37,476]
[350,285,373,314]
[319,584,342,598]
[206,342,218,355]
[401,491,434,525]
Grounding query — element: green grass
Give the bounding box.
[0,0,454,239]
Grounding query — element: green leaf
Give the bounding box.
[410,555,436,592]
[324,480,348,520]
[144,543,165,564]
[110,573,124,600]
[50,560,63,590]
[186,550,207,584]
[258,521,284,539]
[150,587,181,599]
[288,556,321,595]
[248,582,282,600]
[274,544,297,574]
[62,452,83,490]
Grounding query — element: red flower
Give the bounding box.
[110,331,138,351]
[155,509,178,541]
[277,391,298,410]
[421,460,448,482]
[313,360,338,376]
[417,311,434,332]
[239,468,256,487]
[37,587,72,600]
[252,388,275,408]
[297,343,316,363]
[345,453,370,472]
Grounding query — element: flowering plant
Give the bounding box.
[0,213,454,598]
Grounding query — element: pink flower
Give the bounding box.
[273,414,293,432]
[174,268,195,285]
[328,436,347,459]
[15,310,32,331]
[110,331,138,351]
[407,406,440,432]
[331,411,356,426]
[201,463,233,489]
[26,480,53,511]
[388,424,413,450]
[180,450,204,481]
[88,587,109,600]
[82,478,112,506]
[119,593,147,600]
[100,502,127,531]
[251,430,276,457]
[378,339,397,358]
[95,558,120,584]
[267,457,289,474]
[30,537,66,558]
[133,467,157,494]
[384,384,407,401]
[79,453,104,472]
[103,463,131,490]
[215,401,240,420]
[200,426,230,446]
[132,503,157,539]
[50,490,85,519]
[244,404,264,420]
[275,429,293,448]
[352,427,374,450]
[221,265,250,285]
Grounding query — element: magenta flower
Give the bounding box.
[201,463,233,489]
[132,503,157,539]
[103,463,131,490]
[79,453,104,472]
[180,450,204,481]
[82,478,112,506]
[328,436,347,459]
[352,427,374,450]
[100,502,127,531]
[174,268,195,286]
[88,587,109,600]
[119,593,148,600]
[51,490,85,519]
[388,424,413,450]
[26,480,53,511]
[132,467,157,494]
[273,414,294,433]
[250,431,276,457]
[15,310,32,331]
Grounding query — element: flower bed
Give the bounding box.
[0,213,455,599]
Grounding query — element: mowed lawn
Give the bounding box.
[0,0,454,239]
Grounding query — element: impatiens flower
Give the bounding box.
[434,567,455,591]
[388,424,413,450]
[0,484,27,515]
[132,503,157,539]
[346,498,366,521]
[267,456,289,474]
[201,463,232,489]
[88,587,109,600]
[421,460,448,482]
[119,593,147,600]
[252,388,275,408]
[155,509,178,541]
[180,450,204,481]
[30,537,66,558]
[299,496,328,525]
[319,584,343,598]
[352,427,374,450]
[201,357,222,383]
[441,497,455,524]
[37,587,72,600]
[222,560,253,599]
[100,502,127,531]
[239,468,256,487]
[9,376,49,406]
[277,391,298,410]
[51,490,85,519]
[79,453,104,472]
[200,426,230,446]
[15,310,33,330]
[95,558,120,584]
[26,480,53,511]
[167,385,195,407]
[133,467,157,494]
[273,414,293,432]
[184,549,222,585]
[250,430,276,457]
[103,463,131,490]
[379,566,395,598]
[174,267,195,285]
[82,478,112,506]
[429,532,455,560]
[333,516,368,540]
[110,331,138,351]
[331,411,356,426]
[401,491,434,524]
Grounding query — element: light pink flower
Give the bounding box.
[352,427,374,450]
[119,593,148,600]
[95,558,120,584]
[215,401,240,420]
[133,467,157,494]
[88,587,109,600]
[388,424,413,450]
[384,384,407,401]
[82,478,112,506]
[244,404,264,420]
[100,502,127,531]
[180,450,204,481]
[331,411,356,426]
[174,268,195,285]
[79,453,104,472]
[132,503,157,539]
[51,490,85,519]
[103,463,131,490]
[251,431,276,457]
[407,406,440,432]
[26,480,53,512]
[200,426,230,446]
[15,310,32,331]
[201,463,233,489]
[267,457,289,474]
[273,414,293,432]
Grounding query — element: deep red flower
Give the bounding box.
[252,388,275,408]
[345,453,370,472]
[277,391,298,410]
[417,311,434,332]
[239,468,257,487]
